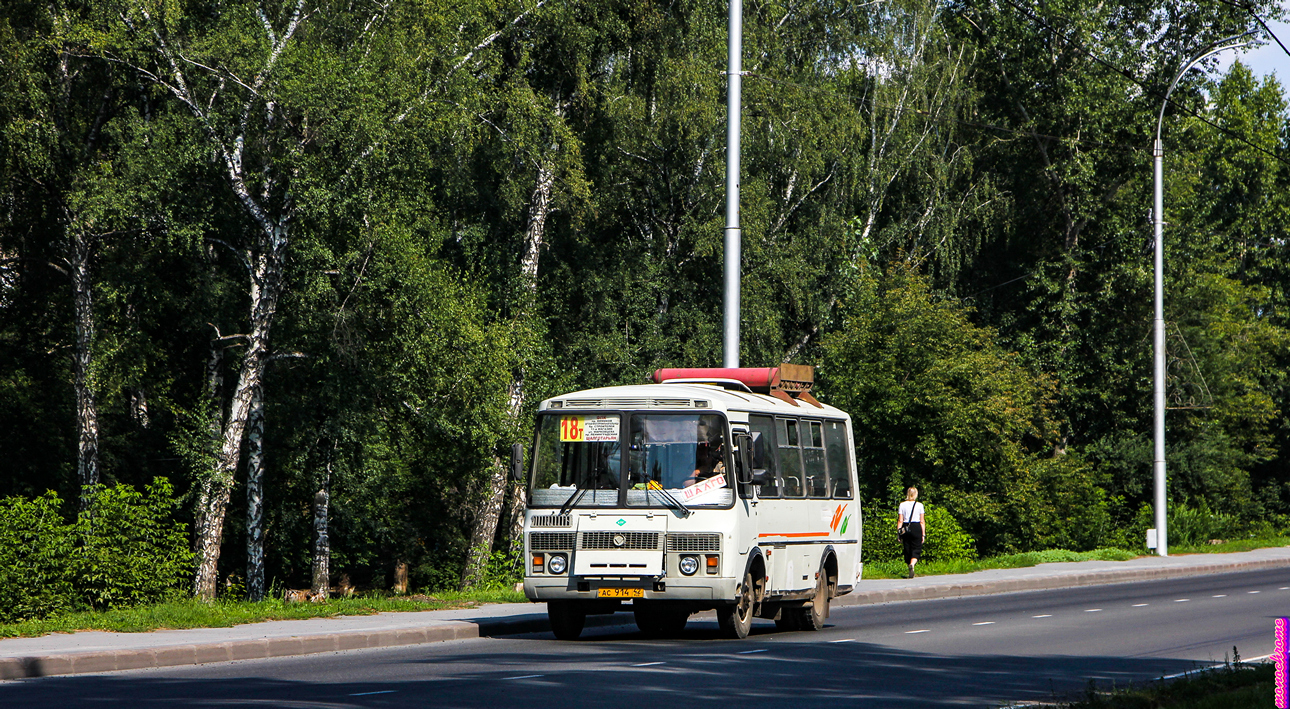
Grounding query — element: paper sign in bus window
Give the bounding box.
[560,415,620,442]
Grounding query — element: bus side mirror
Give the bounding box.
[510,443,525,482]
[735,434,754,484]
[750,469,774,486]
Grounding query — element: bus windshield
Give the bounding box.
[626,413,732,507]
[528,413,622,508]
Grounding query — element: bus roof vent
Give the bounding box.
[650,364,823,408]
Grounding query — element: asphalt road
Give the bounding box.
[4,568,1288,708]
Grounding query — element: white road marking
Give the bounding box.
[1132,603,1149,607]
[828,638,857,643]
[1174,599,1190,602]
[1249,591,1261,594]
[1032,614,1052,618]
[737,649,768,654]
[1280,587,1289,590]
[973,622,995,626]
[633,662,665,667]
[1085,609,1102,612]
[905,629,930,634]
[350,691,397,696]
[1213,594,1227,598]
[503,675,545,680]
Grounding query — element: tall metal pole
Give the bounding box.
[1152,137,1167,557]
[1150,35,1247,557]
[722,0,742,368]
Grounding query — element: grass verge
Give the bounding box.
[1169,536,1290,555]
[862,548,1140,580]
[0,589,528,638]
[1058,661,1272,708]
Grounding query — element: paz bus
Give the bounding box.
[518,364,862,640]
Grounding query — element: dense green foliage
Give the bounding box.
[0,480,192,622]
[0,0,1287,603]
[861,503,978,564]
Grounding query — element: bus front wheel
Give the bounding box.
[548,601,586,640]
[717,572,756,639]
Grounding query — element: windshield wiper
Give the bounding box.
[647,480,691,518]
[558,486,591,517]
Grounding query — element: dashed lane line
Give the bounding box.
[1213,594,1227,598]
[1032,615,1052,618]
[1132,603,1149,607]
[1249,591,1261,594]
[905,630,931,634]
[503,675,545,681]
[737,649,768,654]
[828,639,857,643]
[1174,599,1190,602]
[973,622,995,626]
[1085,609,1103,612]
[350,691,398,696]
[633,662,665,667]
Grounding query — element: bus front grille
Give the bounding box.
[530,514,571,528]
[580,531,660,550]
[529,532,575,551]
[666,533,721,553]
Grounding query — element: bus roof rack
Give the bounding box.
[650,364,822,408]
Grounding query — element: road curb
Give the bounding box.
[2,555,1286,681]
[833,556,1290,607]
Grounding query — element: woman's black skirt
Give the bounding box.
[902,522,924,563]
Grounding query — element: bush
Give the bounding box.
[0,479,193,623]
[862,503,977,564]
[0,492,77,623]
[76,479,194,610]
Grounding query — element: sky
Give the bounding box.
[1215,15,1290,84]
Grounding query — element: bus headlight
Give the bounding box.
[548,554,568,575]
[679,555,700,576]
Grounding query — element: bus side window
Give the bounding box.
[804,420,828,498]
[750,415,779,497]
[825,420,852,499]
[776,418,805,498]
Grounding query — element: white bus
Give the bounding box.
[519,365,862,640]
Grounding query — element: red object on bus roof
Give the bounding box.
[651,367,781,391]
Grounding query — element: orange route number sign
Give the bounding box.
[559,415,619,443]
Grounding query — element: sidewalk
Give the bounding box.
[3,547,1287,680]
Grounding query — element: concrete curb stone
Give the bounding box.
[2,553,1286,681]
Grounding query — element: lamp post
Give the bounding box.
[723,0,742,368]
[1150,35,1248,557]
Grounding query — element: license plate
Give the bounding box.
[597,587,644,598]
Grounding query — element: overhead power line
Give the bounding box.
[997,0,1290,170]
[1210,0,1290,63]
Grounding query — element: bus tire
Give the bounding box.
[717,572,756,639]
[548,601,586,640]
[798,573,829,631]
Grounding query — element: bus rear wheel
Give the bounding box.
[717,572,756,639]
[548,601,586,640]
[797,573,829,631]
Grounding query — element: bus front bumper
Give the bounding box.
[525,577,739,602]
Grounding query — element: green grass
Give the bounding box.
[862,548,1140,579]
[1057,662,1273,708]
[0,589,529,638]
[1169,536,1290,555]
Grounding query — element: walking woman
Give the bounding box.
[897,487,926,579]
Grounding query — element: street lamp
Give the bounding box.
[723,0,743,368]
[1150,34,1249,557]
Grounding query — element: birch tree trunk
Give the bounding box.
[70,227,99,510]
[461,156,554,589]
[311,461,330,599]
[245,383,266,602]
[193,243,285,600]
